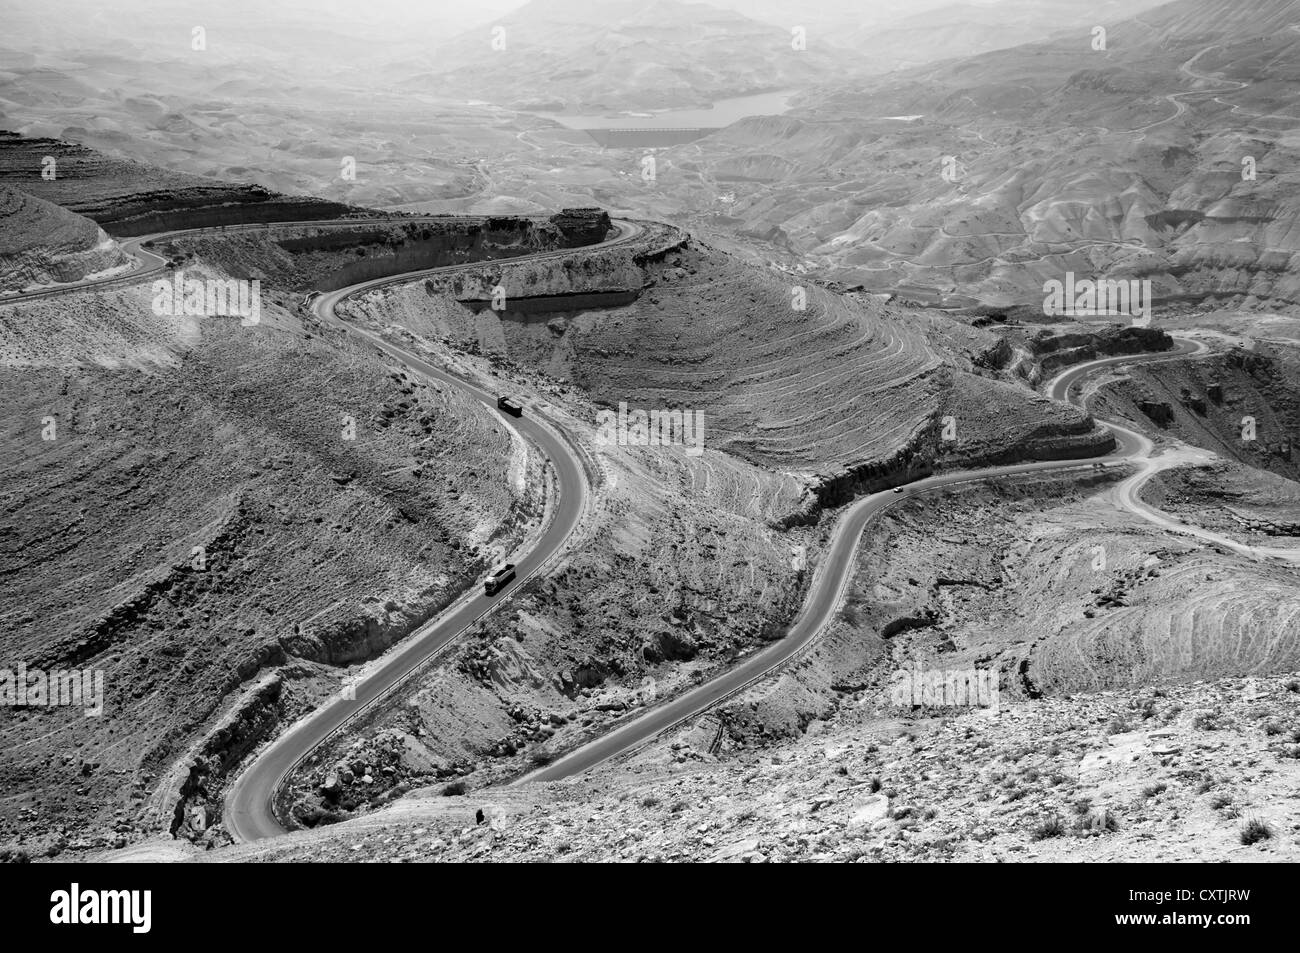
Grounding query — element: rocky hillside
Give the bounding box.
[1098,341,1300,482]
[102,429,1300,863]
[256,226,1123,834]
[1142,461,1300,544]
[0,262,535,855]
[347,234,1110,503]
[182,668,1300,863]
[0,185,131,292]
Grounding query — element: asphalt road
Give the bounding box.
[5,210,639,842]
[4,216,1234,830]
[0,215,494,306]
[222,221,640,841]
[520,338,1206,783]
[1,209,640,841]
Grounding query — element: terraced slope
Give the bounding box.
[346,239,1108,508]
[1030,551,1300,694]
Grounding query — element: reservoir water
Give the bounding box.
[536,89,795,130]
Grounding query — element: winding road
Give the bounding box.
[523,334,1296,782]
[9,210,1285,838]
[221,220,642,840]
[1128,44,1249,136]
[0,212,637,840]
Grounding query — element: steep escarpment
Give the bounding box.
[0,131,358,236]
[0,185,132,292]
[1014,326,1175,382]
[163,212,615,294]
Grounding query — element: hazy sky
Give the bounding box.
[1,0,991,47]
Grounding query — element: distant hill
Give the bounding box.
[664,0,1300,309]
[415,0,851,113]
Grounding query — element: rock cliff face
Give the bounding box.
[548,208,612,247]
[167,216,613,294]
[0,132,357,237]
[0,185,132,292]
[1098,344,1300,483]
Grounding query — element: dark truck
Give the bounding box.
[497,396,523,417]
[484,563,516,596]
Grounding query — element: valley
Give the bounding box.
[1,0,1299,873]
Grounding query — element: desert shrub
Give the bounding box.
[1192,711,1220,731]
[1240,817,1272,845]
[1031,815,1067,841]
[442,780,468,797]
[1074,811,1120,836]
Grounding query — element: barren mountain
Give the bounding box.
[417,0,850,113]
[638,0,1300,311]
